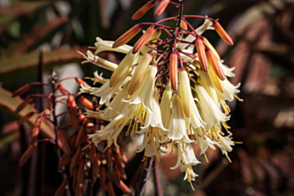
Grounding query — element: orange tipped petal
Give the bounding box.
[132,25,155,54]
[195,36,208,72]
[206,48,226,81]
[12,84,30,97]
[154,0,170,17]
[132,1,155,20]
[213,20,234,45]
[113,24,143,48]
[170,51,178,91]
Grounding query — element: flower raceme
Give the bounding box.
[79,0,242,188]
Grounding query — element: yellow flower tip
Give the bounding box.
[169,51,178,91]
[212,20,234,45]
[195,36,208,72]
[154,0,170,17]
[128,52,152,95]
[132,1,155,20]
[179,68,192,118]
[180,20,188,31]
[132,25,155,54]
[113,24,143,48]
[206,47,226,81]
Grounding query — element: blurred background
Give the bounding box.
[1,0,294,196]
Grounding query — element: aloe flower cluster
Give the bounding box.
[79,0,242,187]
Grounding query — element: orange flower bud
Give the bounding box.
[75,77,88,86]
[202,37,220,61]
[19,143,37,166]
[44,98,51,117]
[169,51,178,91]
[12,84,30,97]
[132,1,155,20]
[15,96,33,114]
[57,84,68,95]
[106,181,115,196]
[113,24,143,48]
[58,153,70,169]
[132,25,155,54]
[30,117,41,145]
[19,111,34,124]
[180,20,188,30]
[119,180,132,195]
[54,178,69,196]
[206,47,226,81]
[212,20,234,45]
[77,159,85,183]
[154,0,170,17]
[59,130,70,155]
[99,165,106,187]
[70,146,81,174]
[195,36,208,72]
[78,95,93,109]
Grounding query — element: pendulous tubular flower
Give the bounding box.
[80,0,241,189]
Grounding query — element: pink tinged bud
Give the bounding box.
[206,47,226,81]
[132,1,155,20]
[128,52,152,95]
[19,143,37,166]
[113,24,143,48]
[195,36,208,72]
[54,178,69,196]
[212,20,234,45]
[12,84,30,97]
[132,25,155,54]
[78,95,93,109]
[154,0,170,17]
[179,68,192,118]
[30,117,41,145]
[19,111,34,123]
[170,51,178,91]
[15,96,33,114]
[59,130,71,155]
[180,20,188,30]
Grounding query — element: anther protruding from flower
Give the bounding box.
[212,20,234,45]
[206,47,226,81]
[129,52,152,95]
[180,20,188,30]
[154,0,170,17]
[132,1,155,20]
[30,116,41,145]
[15,96,33,114]
[113,24,143,48]
[195,36,208,72]
[179,68,192,118]
[132,25,155,54]
[170,51,178,91]
[12,84,31,97]
[19,143,37,166]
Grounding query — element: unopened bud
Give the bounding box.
[195,36,208,72]
[75,77,88,86]
[75,126,86,147]
[58,153,70,169]
[202,37,220,61]
[12,84,31,97]
[54,178,69,196]
[99,165,106,187]
[44,98,51,117]
[90,143,97,164]
[78,95,93,109]
[154,0,170,17]
[132,25,155,54]
[77,159,85,183]
[92,155,100,178]
[19,143,37,166]
[113,24,143,48]
[206,47,226,81]
[15,96,33,114]
[113,165,121,187]
[169,51,178,91]
[179,68,192,117]
[105,147,112,170]
[59,130,70,155]
[30,117,41,145]
[132,1,155,20]
[119,180,132,195]
[212,20,234,45]
[70,146,81,174]
[106,181,115,196]
[160,86,172,129]
[180,20,188,30]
